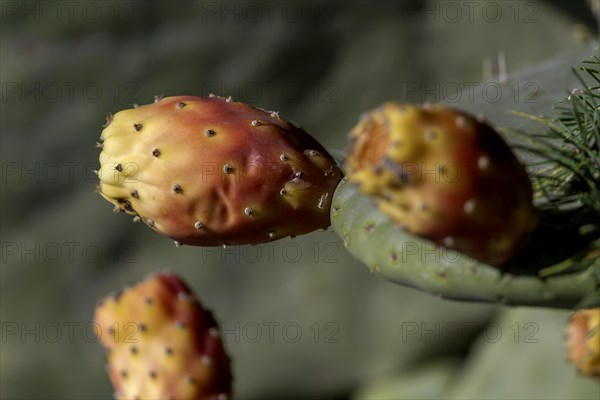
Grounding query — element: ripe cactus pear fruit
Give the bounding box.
[566,308,600,380]
[344,102,535,265]
[94,272,232,400]
[97,95,341,246]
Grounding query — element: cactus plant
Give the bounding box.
[97,95,341,247]
[91,46,599,398]
[94,272,232,400]
[331,51,600,309]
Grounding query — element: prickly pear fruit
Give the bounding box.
[344,102,535,265]
[566,308,600,380]
[97,95,341,246]
[94,272,232,400]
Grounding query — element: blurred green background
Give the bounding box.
[1,0,599,399]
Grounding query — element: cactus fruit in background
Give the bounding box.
[94,272,232,400]
[344,102,536,266]
[97,95,341,246]
[331,52,600,309]
[566,308,600,380]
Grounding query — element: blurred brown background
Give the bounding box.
[1,1,599,399]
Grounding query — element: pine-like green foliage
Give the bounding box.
[507,53,599,282]
[511,55,599,213]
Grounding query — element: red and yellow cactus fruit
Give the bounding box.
[344,102,536,265]
[566,308,600,380]
[94,272,232,400]
[97,95,341,246]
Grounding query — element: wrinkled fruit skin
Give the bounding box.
[94,272,232,400]
[98,95,341,246]
[566,308,600,380]
[344,102,535,265]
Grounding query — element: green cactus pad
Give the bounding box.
[331,177,599,309]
